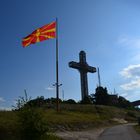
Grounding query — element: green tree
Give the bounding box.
[46,97,62,104]
[63,99,77,104]
[94,86,109,105]
[80,96,93,104]
[117,96,133,109]
[27,96,46,107]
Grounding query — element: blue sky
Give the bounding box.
[1,0,140,109]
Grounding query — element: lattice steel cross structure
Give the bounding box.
[69,51,96,100]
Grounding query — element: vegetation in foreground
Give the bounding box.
[0,109,62,140]
[134,125,140,134]
[0,104,140,140]
[0,88,140,140]
[134,117,140,134]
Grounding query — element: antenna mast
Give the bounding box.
[114,88,116,94]
[97,67,101,87]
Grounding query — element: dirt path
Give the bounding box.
[55,123,139,140]
[55,128,105,140]
[98,123,140,140]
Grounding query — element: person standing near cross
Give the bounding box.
[69,51,96,101]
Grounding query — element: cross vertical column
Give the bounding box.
[69,50,96,101]
[80,71,88,100]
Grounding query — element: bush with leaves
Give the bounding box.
[62,99,77,104]
[17,107,48,140]
[94,86,109,105]
[80,96,93,104]
[13,92,48,140]
[12,90,31,110]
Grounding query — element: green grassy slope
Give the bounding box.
[0,104,140,139]
[45,104,140,130]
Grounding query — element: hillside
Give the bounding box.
[46,104,140,130]
[0,104,140,140]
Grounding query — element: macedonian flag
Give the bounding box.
[22,21,56,47]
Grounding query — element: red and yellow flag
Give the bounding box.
[22,21,56,47]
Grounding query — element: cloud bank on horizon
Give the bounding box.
[117,35,140,100]
[120,64,140,91]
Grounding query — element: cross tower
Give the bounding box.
[69,51,96,100]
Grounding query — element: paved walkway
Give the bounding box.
[98,124,140,140]
[55,124,140,140]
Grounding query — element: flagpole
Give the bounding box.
[56,18,59,112]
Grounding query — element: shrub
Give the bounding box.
[138,117,140,126]
[13,94,49,139]
[63,99,77,104]
[17,107,48,140]
[80,96,92,104]
[41,133,63,140]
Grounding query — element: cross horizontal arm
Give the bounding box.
[69,61,81,70]
[86,66,96,73]
[69,61,96,73]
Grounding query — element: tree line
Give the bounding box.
[13,86,135,110]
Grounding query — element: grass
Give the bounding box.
[42,104,140,130]
[44,109,102,131]
[0,104,140,139]
[134,125,140,134]
[41,133,63,140]
[0,111,19,140]
[0,110,62,140]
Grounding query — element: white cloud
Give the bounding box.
[120,79,140,90]
[45,87,55,91]
[0,107,11,111]
[12,100,17,105]
[120,64,140,78]
[120,93,129,98]
[118,35,140,62]
[118,35,140,48]
[120,64,140,91]
[0,98,11,111]
[0,97,5,102]
[132,54,140,62]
